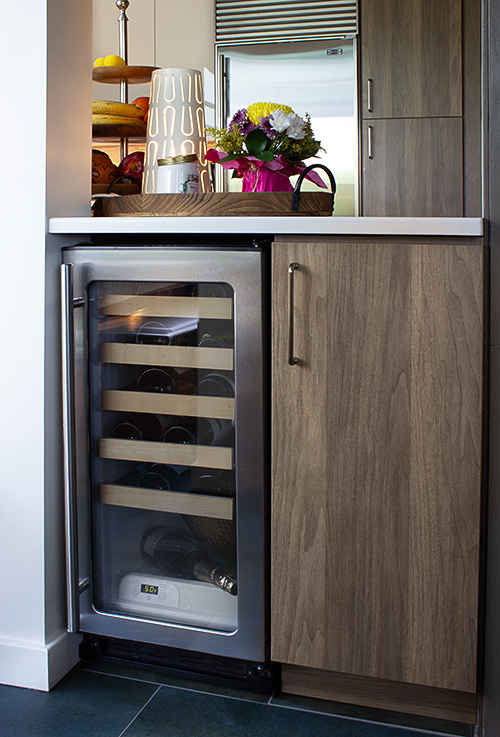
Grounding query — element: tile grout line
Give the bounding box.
[266,700,462,737]
[116,685,162,737]
[266,685,278,705]
[79,666,464,737]
[80,665,268,704]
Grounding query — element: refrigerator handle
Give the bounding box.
[216,53,227,128]
[61,264,87,633]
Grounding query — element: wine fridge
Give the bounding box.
[61,244,268,675]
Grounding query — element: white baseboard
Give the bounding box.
[0,630,82,691]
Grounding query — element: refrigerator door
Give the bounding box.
[216,39,358,215]
[62,246,267,662]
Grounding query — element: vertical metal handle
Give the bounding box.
[288,262,299,366]
[61,264,85,632]
[368,125,374,159]
[215,53,228,192]
[367,78,373,113]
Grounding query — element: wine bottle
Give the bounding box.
[137,464,190,492]
[162,416,233,445]
[110,413,163,441]
[117,463,189,492]
[136,320,174,346]
[198,332,233,349]
[135,367,178,394]
[141,527,237,595]
[135,319,198,347]
[197,371,235,398]
[191,469,234,495]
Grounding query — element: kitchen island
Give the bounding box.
[52,215,486,724]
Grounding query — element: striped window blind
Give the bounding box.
[215,1,358,45]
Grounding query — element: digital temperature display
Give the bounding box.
[140,583,159,596]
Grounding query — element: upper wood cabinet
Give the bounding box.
[360,0,463,119]
[361,117,464,217]
[271,236,483,694]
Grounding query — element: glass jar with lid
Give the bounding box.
[156,154,200,194]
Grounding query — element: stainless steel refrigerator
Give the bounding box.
[216,39,358,215]
[61,245,268,675]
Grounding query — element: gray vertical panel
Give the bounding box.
[483,0,500,732]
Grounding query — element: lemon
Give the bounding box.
[93,57,105,67]
[104,54,126,67]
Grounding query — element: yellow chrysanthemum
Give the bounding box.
[246,102,294,124]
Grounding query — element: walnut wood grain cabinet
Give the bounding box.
[360,0,462,119]
[358,0,474,217]
[362,118,464,217]
[271,236,483,695]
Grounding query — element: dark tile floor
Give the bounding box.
[0,659,475,737]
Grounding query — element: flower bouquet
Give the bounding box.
[206,102,326,192]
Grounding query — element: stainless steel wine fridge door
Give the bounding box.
[61,246,267,661]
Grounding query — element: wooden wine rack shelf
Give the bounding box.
[103,390,235,421]
[100,484,234,520]
[100,343,234,371]
[100,437,233,471]
[99,294,233,320]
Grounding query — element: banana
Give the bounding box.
[92,113,146,126]
[92,100,144,119]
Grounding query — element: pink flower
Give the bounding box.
[205,149,327,189]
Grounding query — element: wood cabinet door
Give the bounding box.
[360,0,462,119]
[271,239,483,692]
[361,117,464,217]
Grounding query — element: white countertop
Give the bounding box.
[48,216,484,237]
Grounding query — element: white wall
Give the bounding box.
[92,0,215,101]
[0,0,91,690]
[0,0,214,691]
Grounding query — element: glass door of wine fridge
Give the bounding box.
[61,246,267,662]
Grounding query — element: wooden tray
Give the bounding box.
[101,192,334,217]
[92,65,159,84]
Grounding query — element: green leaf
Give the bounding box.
[245,128,272,156]
[258,150,275,161]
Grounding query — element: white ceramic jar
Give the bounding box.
[156,154,200,194]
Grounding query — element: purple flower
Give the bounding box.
[258,115,277,139]
[229,108,256,134]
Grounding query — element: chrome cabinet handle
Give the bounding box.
[288,262,299,366]
[367,78,373,113]
[61,264,86,633]
[368,125,374,159]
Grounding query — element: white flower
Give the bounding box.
[269,109,291,133]
[270,110,306,139]
[285,114,306,139]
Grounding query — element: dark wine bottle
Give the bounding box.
[135,367,178,394]
[197,332,233,349]
[117,463,189,492]
[136,320,174,346]
[162,416,233,445]
[191,469,234,495]
[110,413,163,441]
[137,464,190,492]
[197,371,235,398]
[141,527,237,595]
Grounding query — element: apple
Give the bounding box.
[116,151,145,183]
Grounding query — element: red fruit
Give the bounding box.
[117,151,145,183]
